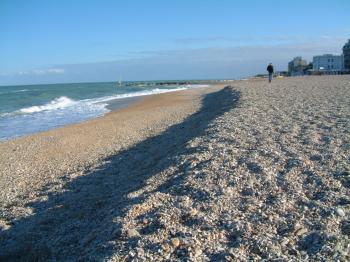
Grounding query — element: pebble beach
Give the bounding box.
[0,75,349,261]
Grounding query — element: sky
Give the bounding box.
[0,0,349,85]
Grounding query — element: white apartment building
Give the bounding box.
[313,54,344,71]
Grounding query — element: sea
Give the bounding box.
[0,81,209,140]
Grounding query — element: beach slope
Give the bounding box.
[1,76,349,261]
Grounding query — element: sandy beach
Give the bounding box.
[1,76,350,261]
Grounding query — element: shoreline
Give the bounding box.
[105,95,142,111]
[1,76,349,261]
[0,83,212,141]
[0,84,224,205]
[0,95,142,142]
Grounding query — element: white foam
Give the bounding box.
[0,84,211,140]
[88,87,188,104]
[18,96,76,114]
[0,97,109,140]
[0,89,29,95]
[13,85,208,115]
[182,84,210,89]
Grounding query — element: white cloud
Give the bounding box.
[31,68,65,75]
[0,68,65,80]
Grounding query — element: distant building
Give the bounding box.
[312,54,344,73]
[343,39,350,71]
[288,57,308,76]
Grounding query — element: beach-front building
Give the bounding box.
[288,57,308,76]
[312,54,344,74]
[343,39,350,72]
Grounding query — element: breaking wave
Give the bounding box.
[19,96,76,114]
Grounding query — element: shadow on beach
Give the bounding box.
[0,86,240,261]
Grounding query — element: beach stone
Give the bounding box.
[193,247,203,257]
[340,220,350,236]
[128,250,136,257]
[162,243,171,252]
[293,223,302,232]
[188,208,198,217]
[281,238,289,247]
[0,222,11,231]
[337,197,350,206]
[126,229,140,238]
[136,247,145,257]
[335,208,346,217]
[295,228,308,236]
[171,237,181,248]
[241,187,254,196]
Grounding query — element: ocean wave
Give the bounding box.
[0,84,211,139]
[15,89,30,93]
[183,84,210,88]
[2,88,177,117]
[18,96,77,114]
[0,98,109,140]
[0,89,30,95]
[1,85,208,118]
[89,87,188,104]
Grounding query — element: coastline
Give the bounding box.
[105,96,142,111]
[0,83,211,141]
[1,76,349,261]
[0,84,224,206]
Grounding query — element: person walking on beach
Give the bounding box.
[267,63,274,83]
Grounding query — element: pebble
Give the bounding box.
[336,208,346,217]
[340,220,350,236]
[188,208,198,217]
[162,243,171,252]
[295,228,308,236]
[281,238,289,246]
[129,250,136,257]
[126,229,140,238]
[171,238,181,248]
[193,247,203,257]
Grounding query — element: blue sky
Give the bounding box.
[1,0,349,85]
